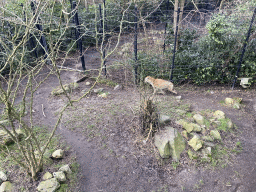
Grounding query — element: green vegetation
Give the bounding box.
[0,126,79,191]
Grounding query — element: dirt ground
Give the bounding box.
[25,55,256,192]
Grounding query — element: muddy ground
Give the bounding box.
[25,55,256,192]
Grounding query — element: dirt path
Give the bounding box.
[31,66,256,192]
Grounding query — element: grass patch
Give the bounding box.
[0,125,79,191]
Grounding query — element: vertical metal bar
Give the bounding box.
[73,1,86,71]
[232,7,256,89]
[99,4,103,33]
[163,0,170,53]
[99,3,107,76]
[21,3,38,58]
[170,7,180,81]
[31,1,49,61]
[103,0,108,32]
[134,5,138,84]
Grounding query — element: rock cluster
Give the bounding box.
[0,171,13,192]
[51,82,79,96]
[224,97,242,109]
[175,110,234,161]
[37,149,72,192]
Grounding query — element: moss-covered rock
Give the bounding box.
[37,178,60,192]
[210,130,221,140]
[0,181,13,192]
[225,98,234,106]
[188,135,203,151]
[154,127,186,161]
[193,114,205,125]
[213,110,225,119]
[201,135,214,142]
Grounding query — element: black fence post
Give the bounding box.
[170,7,180,81]
[163,0,170,53]
[99,3,107,76]
[72,1,86,71]
[31,1,49,61]
[21,3,38,59]
[134,5,138,84]
[232,7,256,89]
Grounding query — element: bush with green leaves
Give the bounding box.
[166,7,256,84]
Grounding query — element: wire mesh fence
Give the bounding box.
[0,1,255,87]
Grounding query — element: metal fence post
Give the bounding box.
[31,1,49,61]
[134,5,138,84]
[21,3,38,59]
[99,3,107,76]
[72,1,86,71]
[170,7,180,81]
[163,0,170,53]
[232,7,256,89]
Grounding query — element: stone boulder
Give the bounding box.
[43,172,53,180]
[37,178,60,192]
[93,88,104,93]
[225,98,234,106]
[114,84,123,90]
[0,171,7,184]
[52,149,64,159]
[159,115,171,125]
[201,135,214,142]
[59,164,72,174]
[51,84,71,96]
[0,181,13,192]
[154,127,186,161]
[53,171,66,183]
[193,114,205,125]
[210,130,222,140]
[188,135,203,151]
[213,110,225,119]
[201,147,212,162]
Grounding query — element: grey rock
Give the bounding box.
[188,135,203,151]
[52,149,64,159]
[93,88,104,93]
[175,96,182,101]
[225,98,234,105]
[59,164,72,174]
[233,103,240,109]
[202,135,214,142]
[43,172,53,180]
[0,181,13,192]
[159,114,171,125]
[210,130,222,140]
[114,84,122,90]
[53,171,66,183]
[0,172,7,182]
[37,178,60,192]
[204,141,216,147]
[213,110,225,119]
[201,147,211,162]
[193,114,204,125]
[154,127,186,161]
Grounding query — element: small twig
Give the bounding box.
[42,104,46,117]
[145,123,153,142]
[130,106,135,115]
